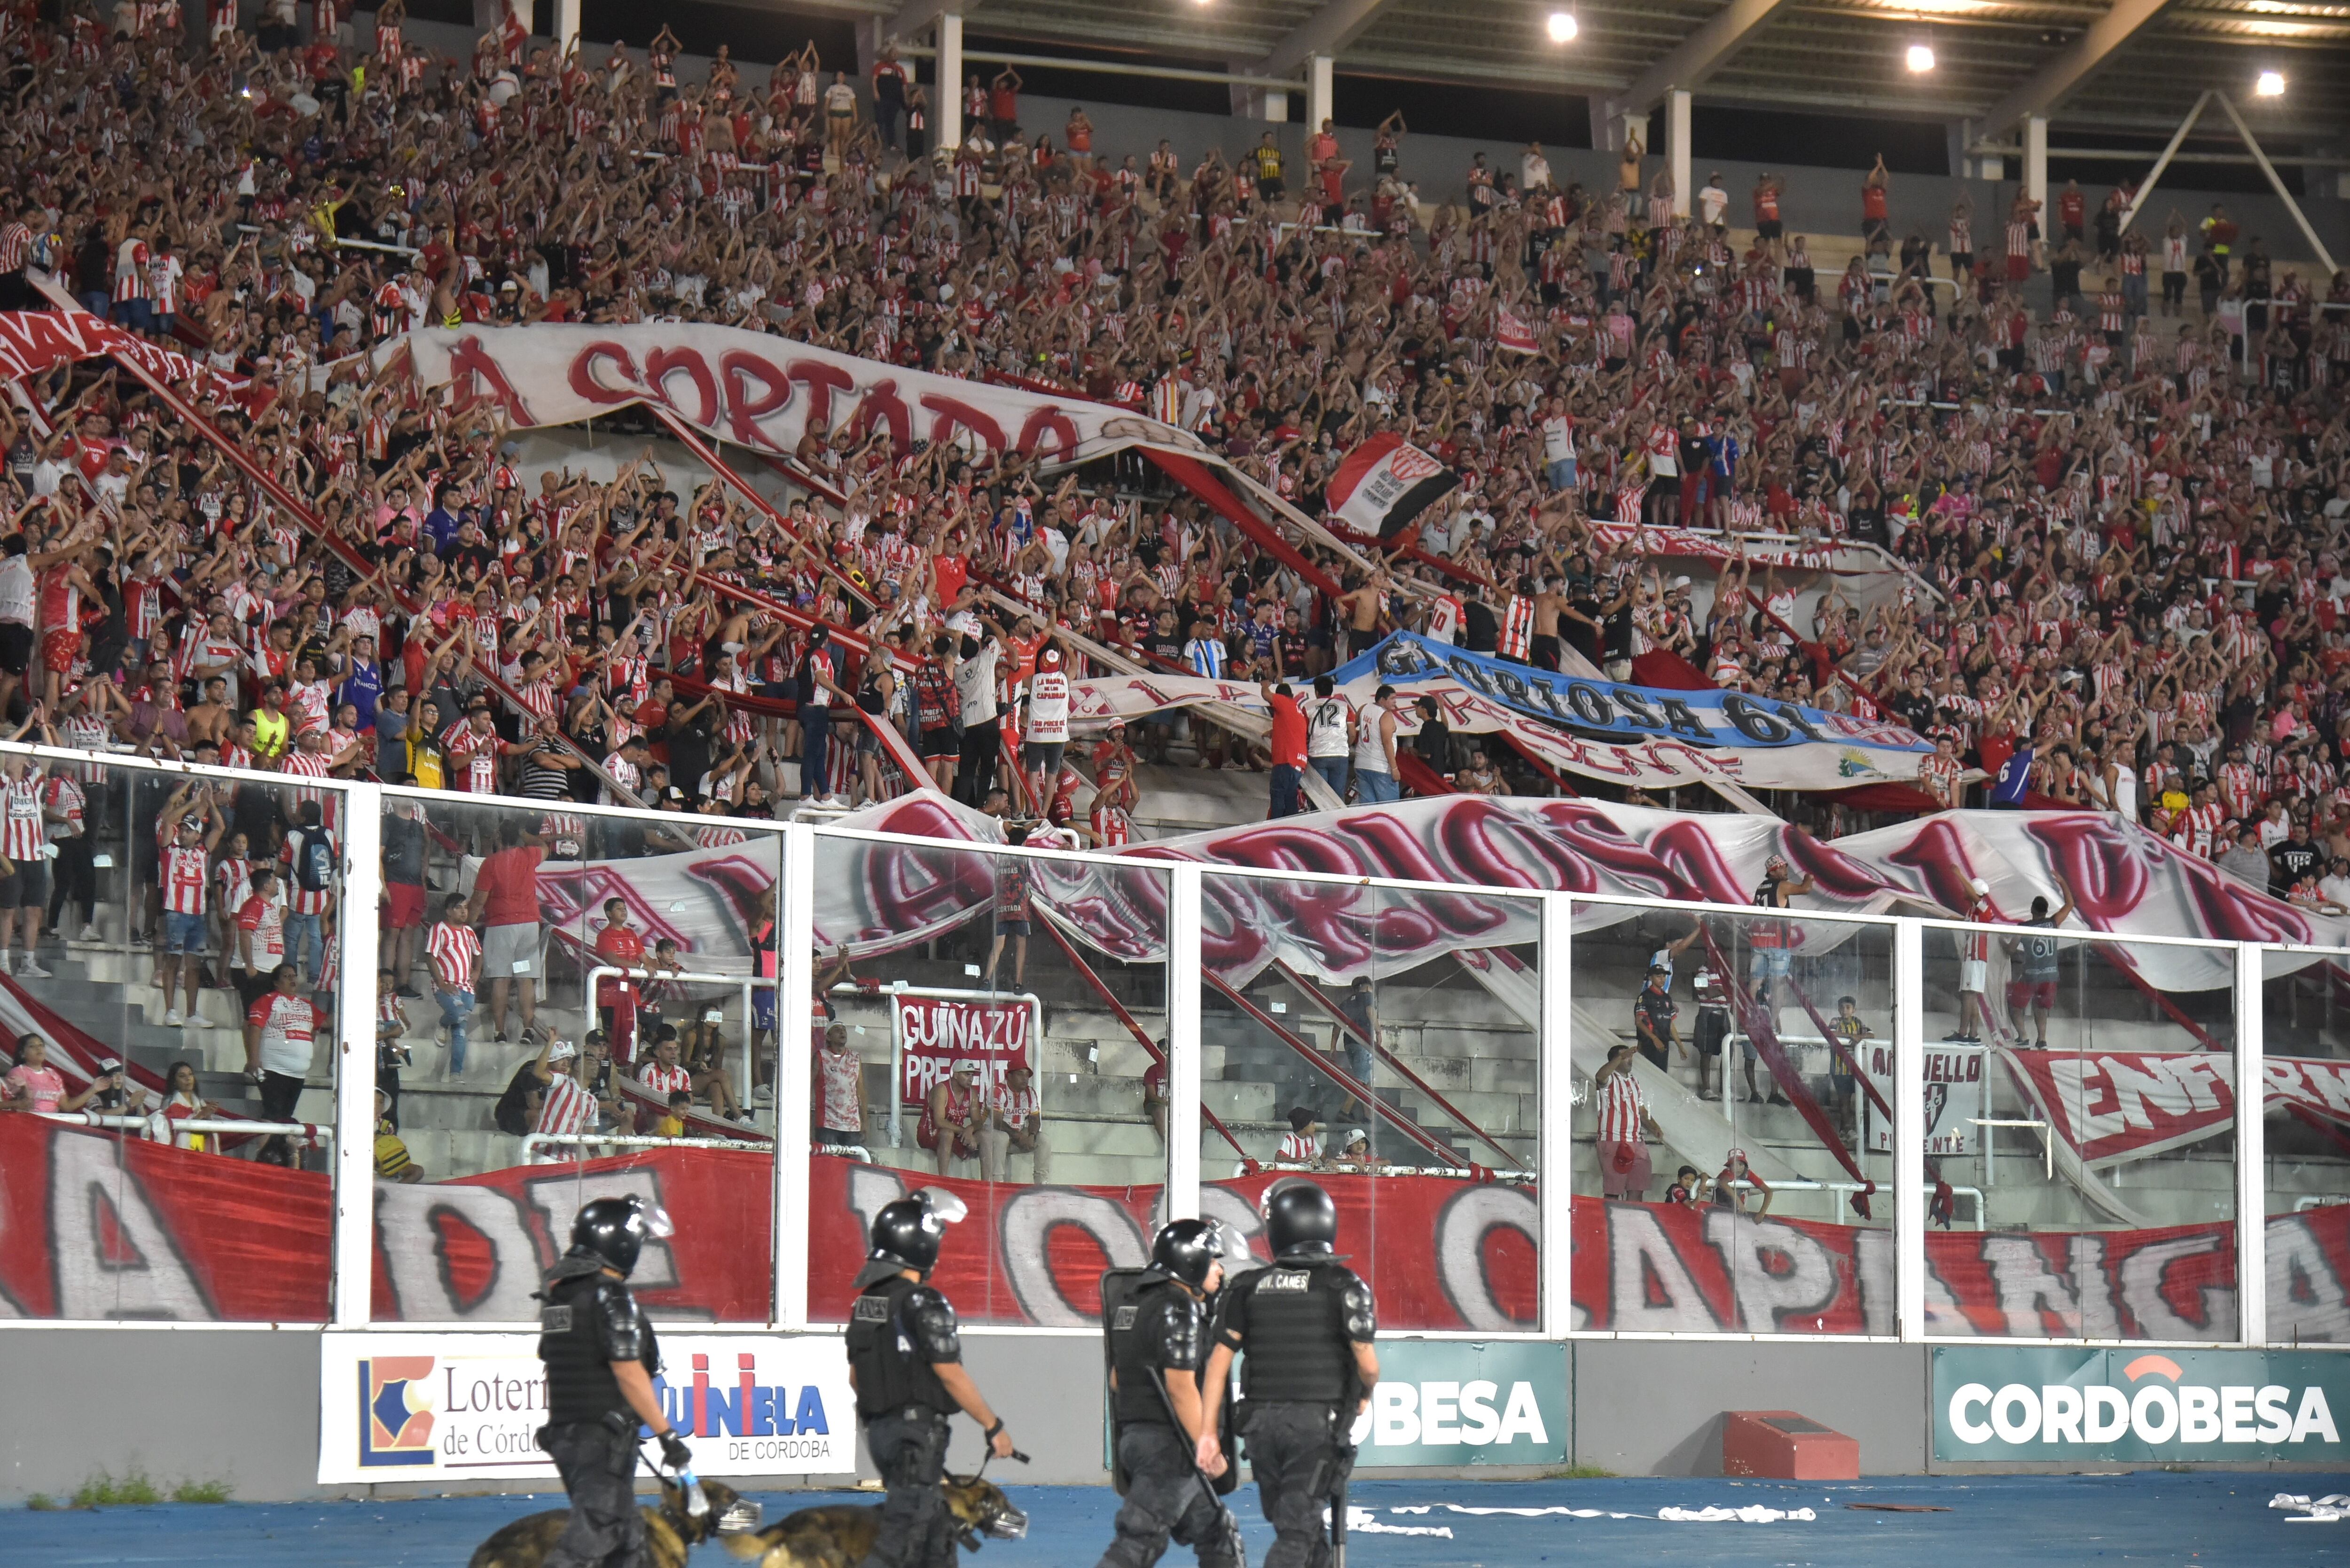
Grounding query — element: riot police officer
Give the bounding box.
[1098,1219,1243,1568]
[847,1189,1017,1568]
[1196,1184,1378,1568]
[535,1194,693,1568]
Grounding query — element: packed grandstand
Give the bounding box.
[0,1,2340,1348]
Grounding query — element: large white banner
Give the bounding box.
[385,322,1203,469]
[317,1331,856,1483]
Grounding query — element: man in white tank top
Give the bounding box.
[1351,685,1401,804]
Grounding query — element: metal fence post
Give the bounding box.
[1165,864,1202,1218]
[774,822,817,1329]
[2235,941,2266,1348]
[332,779,382,1329]
[1894,916,1925,1344]
[1540,892,1575,1337]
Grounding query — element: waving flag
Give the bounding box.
[1325,433,1461,542]
[1493,306,1538,355]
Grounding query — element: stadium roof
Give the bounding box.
[840,0,2350,143]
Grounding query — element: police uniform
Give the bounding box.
[1101,1275,1240,1568]
[847,1264,966,1568]
[1213,1257,1377,1568]
[536,1254,662,1568]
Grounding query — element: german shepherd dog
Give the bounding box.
[470,1475,748,1568]
[724,1474,1029,1568]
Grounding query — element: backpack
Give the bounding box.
[293,827,338,894]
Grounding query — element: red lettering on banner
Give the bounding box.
[645,348,720,430]
[788,361,856,432]
[2021,816,2152,928]
[570,342,644,404]
[1016,407,1079,464]
[3,1116,2348,1337]
[921,392,1006,453]
[446,335,540,424]
[719,350,793,448]
[850,379,912,448]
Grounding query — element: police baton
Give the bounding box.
[1150,1369,1244,1567]
[1330,1410,1358,1568]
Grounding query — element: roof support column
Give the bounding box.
[1306,52,1332,133]
[1667,87,1692,217]
[936,11,963,149]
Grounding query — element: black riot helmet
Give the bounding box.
[1148,1218,1226,1292]
[867,1187,971,1277]
[568,1194,674,1278]
[1262,1182,1339,1260]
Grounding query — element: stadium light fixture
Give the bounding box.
[1546,9,1578,42]
[1906,41,1936,72]
[2255,69,2286,96]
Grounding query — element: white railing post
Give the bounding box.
[1166,864,1203,1217]
[775,822,818,1329]
[1540,892,1575,1337]
[332,778,382,1329]
[1894,915,1925,1343]
[2235,942,2266,1347]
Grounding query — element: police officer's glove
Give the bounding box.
[659,1430,693,1471]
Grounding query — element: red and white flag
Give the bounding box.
[1492,306,1538,356]
[1325,433,1461,542]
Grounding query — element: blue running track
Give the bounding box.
[14,1473,2347,1567]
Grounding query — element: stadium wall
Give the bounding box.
[4,1327,2341,1503]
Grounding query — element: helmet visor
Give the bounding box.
[638,1201,676,1240]
[917,1188,970,1226]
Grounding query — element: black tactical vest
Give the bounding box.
[1233,1262,1354,1403]
[846,1275,954,1419]
[1110,1277,1198,1426]
[538,1270,659,1427]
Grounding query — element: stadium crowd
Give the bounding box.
[0,0,2338,948]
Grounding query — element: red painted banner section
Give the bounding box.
[6,1117,2346,1344]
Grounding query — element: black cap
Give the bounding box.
[1262,1182,1339,1260]
[1148,1218,1225,1291]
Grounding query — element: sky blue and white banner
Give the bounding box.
[1068,634,1931,793]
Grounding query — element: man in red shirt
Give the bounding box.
[1260,680,1308,819]
[469,816,548,1043]
[593,896,648,1065]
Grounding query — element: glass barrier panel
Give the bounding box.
[1192,870,1541,1333]
[807,832,1169,1327]
[373,788,779,1324]
[1922,920,2236,1341]
[1570,901,1895,1336]
[0,756,345,1321]
[2261,945,2350,1347]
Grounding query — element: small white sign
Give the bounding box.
[318,1330,856,1484]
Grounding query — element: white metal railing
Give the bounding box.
[584,964,780,1115]
[1718,1176,1987,1231]
[0,741,2332,1349]
[37,1112,333,1145]
[523,1132,776,1161]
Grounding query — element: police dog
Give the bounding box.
[724,1474,1028,1568]
[470,1475,747,1568]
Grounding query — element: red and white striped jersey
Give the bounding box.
[1595,1070,1646,1143]
[1276,1130,1319,1162]
[427,921,482,992]
[162,843,211,915]
[533,1072,596,1141]
[2173,801,2225,858]
[638,1060,693,1098]
[1500,596,1535,661]
[0,773,44,861]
